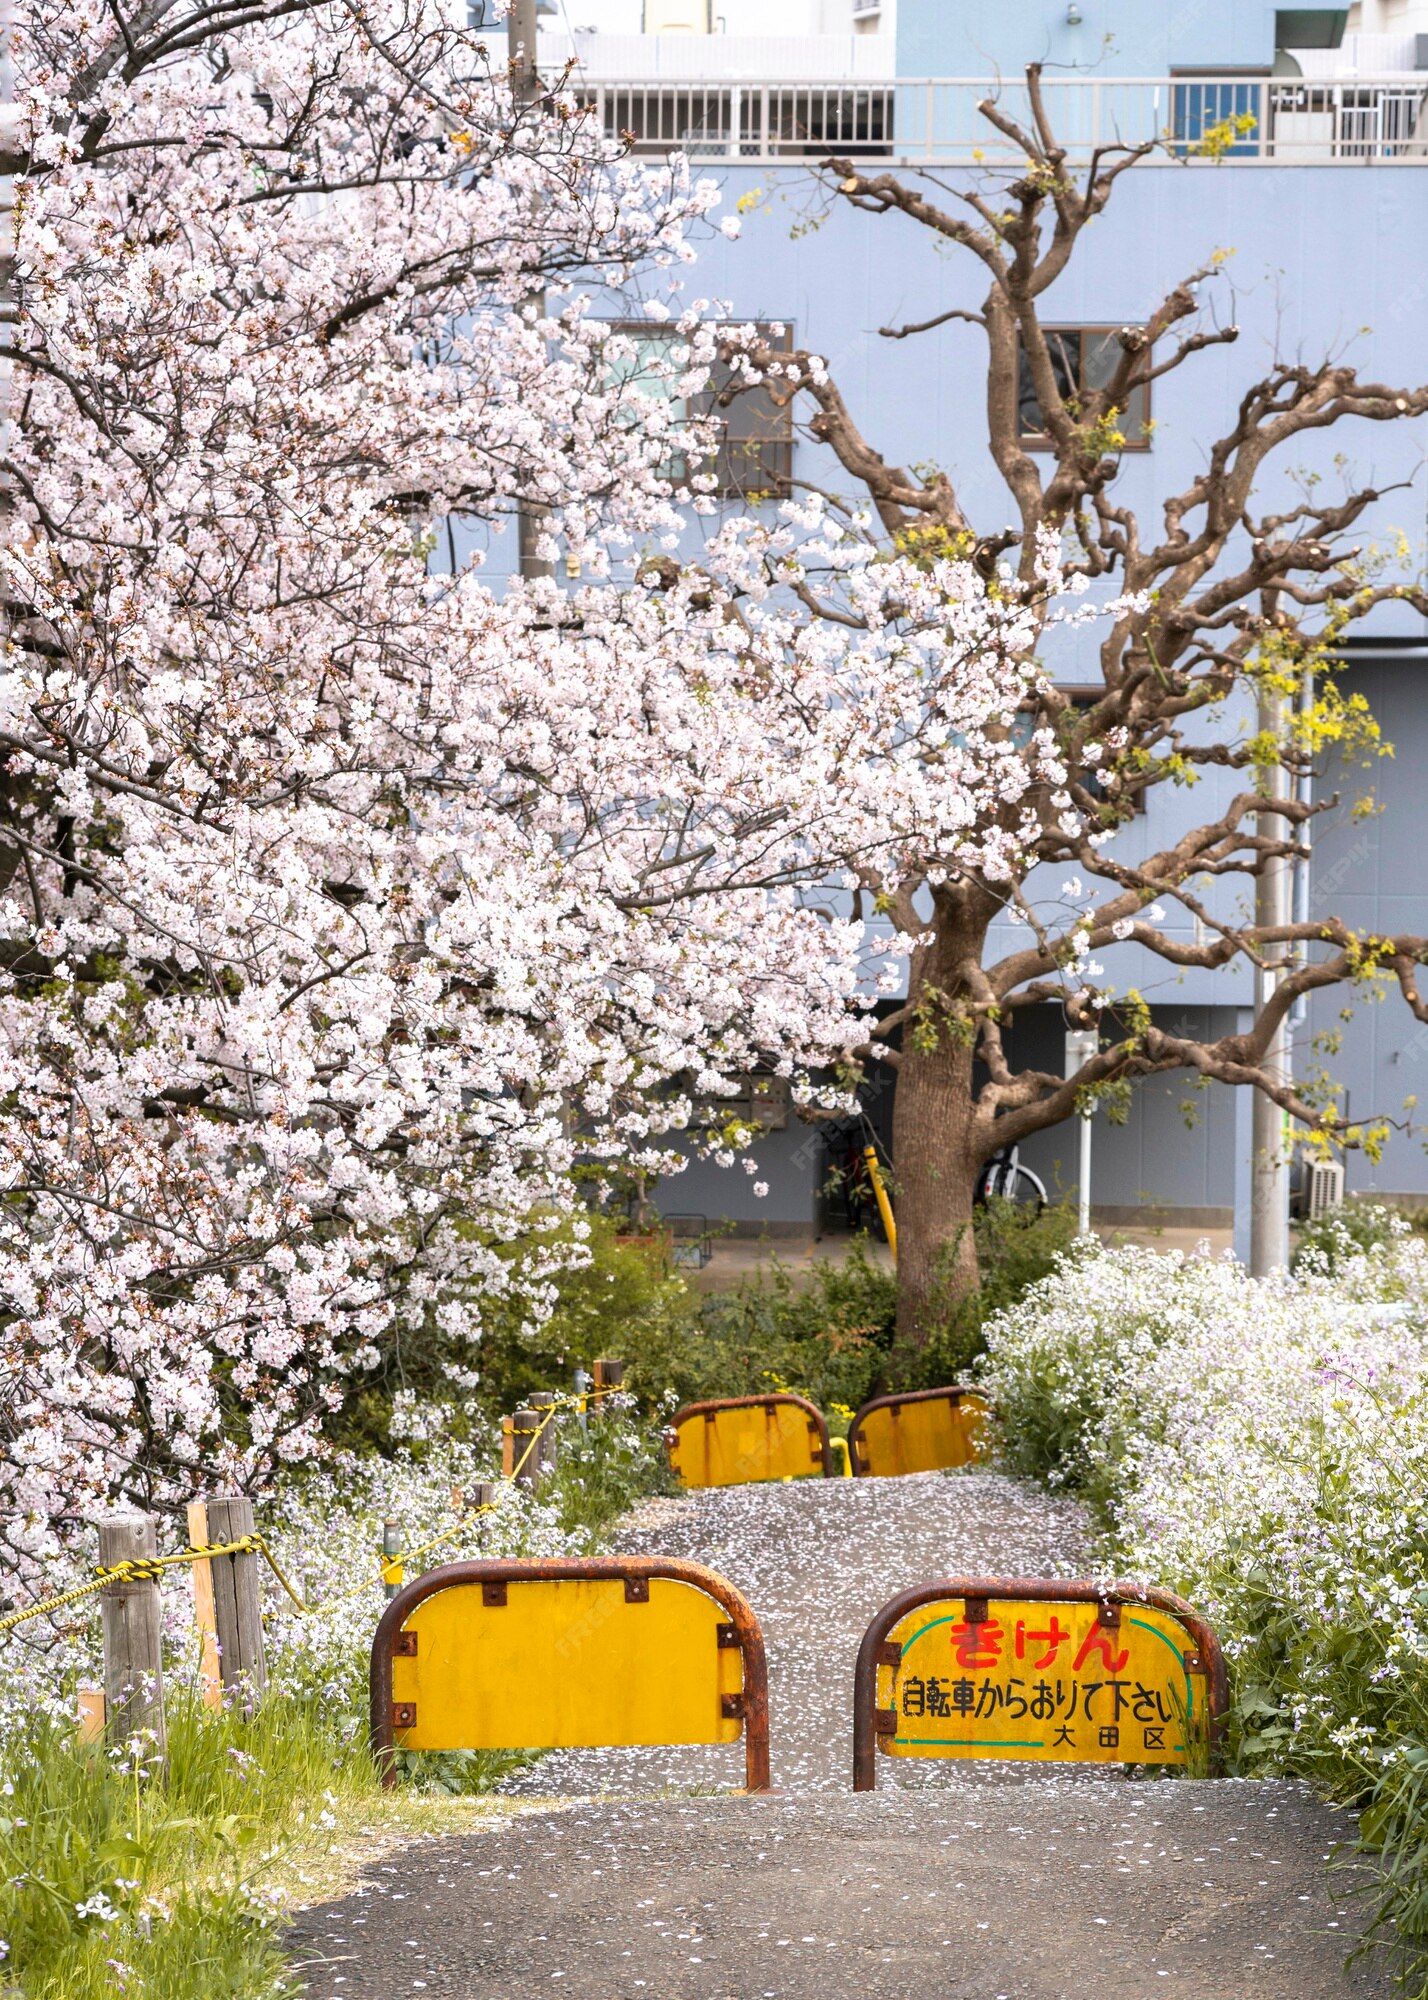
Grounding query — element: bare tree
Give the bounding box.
[730,67,1428,1351]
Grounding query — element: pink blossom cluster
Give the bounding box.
[0,0,1107,1577]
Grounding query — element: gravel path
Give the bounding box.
[290,1471,1394,1998]
[506,1468,1093,1798]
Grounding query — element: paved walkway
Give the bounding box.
[290,1474,1392,1999]
[687,1223,1233,1290]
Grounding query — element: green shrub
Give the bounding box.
[615,1241,895,1414]
[1291,1198,1422,1275]
[327,1212,697,1450]
[904,1195,1082,1390]
[327,1187,1080,1451]
[0,1684,371,1998]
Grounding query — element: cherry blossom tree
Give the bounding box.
[716,69,1428,1353]
[0,0,753,1572]
[0,0,1068,1577]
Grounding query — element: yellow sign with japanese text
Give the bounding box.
[877,1592,1208,1765]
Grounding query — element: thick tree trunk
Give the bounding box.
[890,1032,983,1354]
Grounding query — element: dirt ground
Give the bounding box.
[289,1473,1390,2000]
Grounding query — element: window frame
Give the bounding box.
[1016,325,1153,454]
[605,318,795,503]
[1012,684,1145,818]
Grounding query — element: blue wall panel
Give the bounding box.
[894,1,1279,77]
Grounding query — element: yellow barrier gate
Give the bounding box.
[847,1385,990,1478]
[370,1556,771,1793]
[853,1576,1228,1789]
[665,1393,833,1489]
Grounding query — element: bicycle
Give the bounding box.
[974,1142,1047,1214]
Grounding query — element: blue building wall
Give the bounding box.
[894,0,1288,75]
[643,138,1428,1228]
[1305,656,1428,1203]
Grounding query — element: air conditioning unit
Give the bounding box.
[1306,1158,1345,1223]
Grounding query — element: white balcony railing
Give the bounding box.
[575,74,1428,165]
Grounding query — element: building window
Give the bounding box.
[607,321,794,501]
[1017,328,1151,451]
[1013,687,1145,817]
[1059,687,1146,817]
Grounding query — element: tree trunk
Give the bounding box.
[890,1030,983,1355]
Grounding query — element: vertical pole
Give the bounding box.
[1291,667,1314,1029]
[507,0,539,98]
[573,1367,594,1432]
[1064,1026,1098,1236]
[1078,1112,1092,1237]
[186,1499,223,1712]
[382,1518,403,1602]
[508,0,553,583]
[592,1359,626,1413]
[77,1688,106,1745]
[863,1145,897,1263]
[530,1390,558,1477]
[1251,687,1291,1276]
[97,1516,166,1761]
[203,1493,268,1699]
[510,1407,540,1488]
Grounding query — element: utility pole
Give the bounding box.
[507,0,554,581]
[1065,1025,1098,1236]
[507,0,539,101]
[1250,688,1291,1275]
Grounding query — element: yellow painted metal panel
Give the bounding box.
[877,1593,1207,1766]
[857,1392,990,1477]
[669,1402,824,1488]
[391,1576,743,1751]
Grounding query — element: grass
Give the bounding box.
[0,1681,376,1997]
[0,1401,678,1997]
[0,1680,564,1998]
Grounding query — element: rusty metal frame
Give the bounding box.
[370,1554,772,1794]
[846,1384,989,1476]
[851,1575,1230,1792]
[666,1393,833,1479]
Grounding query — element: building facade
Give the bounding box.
[530,0,1428,1250]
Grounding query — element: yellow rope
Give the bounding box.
[0,1381,626,1636]
[0,1537,266,1635]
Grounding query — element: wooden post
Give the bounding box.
[202,1493,267,1699]
[465,1481,498,1548]
[77,1687,106,1745]
[186,1500,223,1711]
[592,1359,626,1414]
[509,1407,540,1488]
[530,1390,558,1476]
[97,1515,166,1760]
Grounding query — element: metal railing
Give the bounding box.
[577,74,1428,164]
